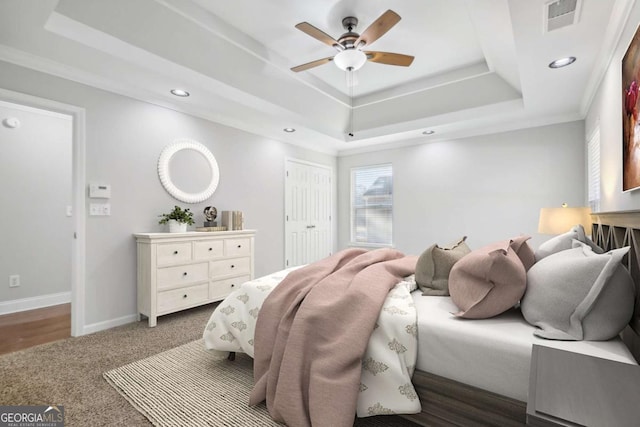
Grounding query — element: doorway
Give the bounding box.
[0,88,86,337]
[284,159,333,268]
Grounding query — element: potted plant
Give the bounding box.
[158,205,195,233]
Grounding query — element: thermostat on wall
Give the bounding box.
[89,183,111,198]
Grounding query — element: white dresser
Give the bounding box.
[134,230,255,327]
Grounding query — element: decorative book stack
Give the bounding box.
[221,211,244,230]
[196,226,227,232]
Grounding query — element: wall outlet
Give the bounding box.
[9,274,20,288]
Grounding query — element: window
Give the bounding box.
[351,164,393,246]
[587,128,601,212]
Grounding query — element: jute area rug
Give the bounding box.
[104,339,417,427]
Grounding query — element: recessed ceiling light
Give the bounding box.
[422,130,435,135]
[283,128,296,133]
[170,89,190,97]
[548,56,576,69]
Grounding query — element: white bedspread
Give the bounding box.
[413,294,637,401]
[203,267,421,417]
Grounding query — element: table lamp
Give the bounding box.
[538,204,592,235]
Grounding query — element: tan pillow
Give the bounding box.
[449,237,529,319]
[415,237,471,296]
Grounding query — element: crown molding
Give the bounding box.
[580,0,638,116]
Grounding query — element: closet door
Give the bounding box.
[285,160,332,268]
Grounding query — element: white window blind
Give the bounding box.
[351,164,393,246]
[587,128,601,212]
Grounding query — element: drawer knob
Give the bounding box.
[208,247,213,251]
[174,250,179,255]
[183,272,188,276]
[237,245,242,248]
[183,294,187,299]
[231,284,235,288]
[231,265,235,269]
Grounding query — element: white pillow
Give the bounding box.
[535,224,602,262]
[522,240,634,340]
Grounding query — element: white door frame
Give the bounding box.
[284,157,333,268]
[0,87,86,337]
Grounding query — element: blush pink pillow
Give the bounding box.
[449,237,530,319]
[510,235,535,271]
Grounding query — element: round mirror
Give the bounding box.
[158,139,220,203]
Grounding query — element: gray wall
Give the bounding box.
[338,121,586,255]
[0,56,589,330]
[0,101,72,302]
[585,1,640,211]
[0,60,336,328]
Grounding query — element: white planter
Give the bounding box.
[168,220,188,233]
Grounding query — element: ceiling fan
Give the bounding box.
[290,9,414,74]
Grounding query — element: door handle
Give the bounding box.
[306,225,316,229]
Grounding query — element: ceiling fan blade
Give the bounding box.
[295,22,341,50]
[291,56,334,72]
[355,10,401,48]
[365,51,414,67]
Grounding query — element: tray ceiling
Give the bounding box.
[0,0,631,154]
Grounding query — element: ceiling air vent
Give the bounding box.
[545,0,581,32]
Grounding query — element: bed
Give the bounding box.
[203,212,640,426]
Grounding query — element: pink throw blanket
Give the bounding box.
[249,248,418,427]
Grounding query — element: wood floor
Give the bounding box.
[0,304,71,355]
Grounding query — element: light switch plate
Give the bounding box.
[89,203,111,216]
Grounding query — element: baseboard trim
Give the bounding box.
[82,314,138,335]
[0,292,71,315]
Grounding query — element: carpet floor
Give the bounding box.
[1,304,419,426]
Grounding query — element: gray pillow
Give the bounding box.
[521,240,635,340]
[415,236,470,296]
[535,224,602,262]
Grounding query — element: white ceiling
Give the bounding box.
[0,0,632,155]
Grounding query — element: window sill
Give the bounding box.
[348,242,395,249]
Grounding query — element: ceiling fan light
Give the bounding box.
[334,49,367,71]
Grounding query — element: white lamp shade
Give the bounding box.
[538,207,592,235]
[334,49,367,71]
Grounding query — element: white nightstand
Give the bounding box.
[527,343,640,426]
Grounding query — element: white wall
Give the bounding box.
[0,101,72,304]
[0,60,336,329]
[338,121,586,255]
[586,3,640,211]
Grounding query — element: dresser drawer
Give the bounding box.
[210,257,251,278]
[210,275,250,301]
[157,283,208,314]
[193,240,224,260]
[225,238,251,257]
[157,242,192,266]
[157,262,208,290]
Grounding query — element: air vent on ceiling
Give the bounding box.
[545,0,581,32]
